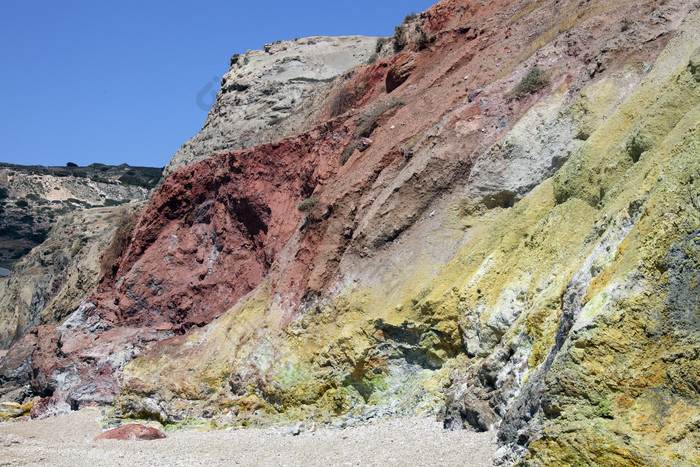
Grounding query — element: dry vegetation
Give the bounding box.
[100,209,138,280]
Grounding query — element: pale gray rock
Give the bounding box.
[163,36,380,179]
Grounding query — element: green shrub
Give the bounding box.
[416,29,430,50]
[103,198,128,207]
[356,99,405,138]
[0,187,8,200]
[27,228,48,243]
[297,197,319,212]
[15,199,28,208]
[403,12,418,23]
[25,193,41,201]
[375,37,390,53]
[393,25,407,53]
[70,237,86,257]
[510,67,550,98]
[119,175,153,188]
[91,176,113,184]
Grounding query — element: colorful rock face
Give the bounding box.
[1,0,699,464]
[94,424,166,441]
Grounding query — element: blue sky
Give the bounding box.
[0,1,436,168]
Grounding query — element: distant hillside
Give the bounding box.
[0,163,161,271]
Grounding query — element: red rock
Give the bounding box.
[386,53,419,93]
[94,423,166,441]
[357,138,373,152]
[2,0,683,421]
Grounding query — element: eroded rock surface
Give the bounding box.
[163,36,379,178]
[1,0,699,465]
[94,423,166,441]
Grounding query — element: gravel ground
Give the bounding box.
[0,409,496,466]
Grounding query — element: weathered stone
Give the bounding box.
[357,137,373,152]
[385,53,419,93]
[1,2,698,467]
[94,423,166,441]
[163,36,379,179]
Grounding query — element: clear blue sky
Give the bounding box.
[0,1,436,168]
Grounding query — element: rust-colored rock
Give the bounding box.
[357,137,373,152]
[94,423,166,441]
[1,1,691,443]
[385,52,419,93]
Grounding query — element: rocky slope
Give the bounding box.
[0,205,141,351]
[0,163,160,350]
[163,35,380,178]
[1,0,699,465]
[0,163,160,270]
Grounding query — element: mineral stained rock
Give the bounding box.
[1,0,699,464]
[94,423,166,441]
[163,35,379,179]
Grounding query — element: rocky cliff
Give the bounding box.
[1,0,699,465]
[0,164,160,350]
[0,163,158,271]
[163,35,379,178]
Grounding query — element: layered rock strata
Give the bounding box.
[163,36,379,178]
[1,0,698,464]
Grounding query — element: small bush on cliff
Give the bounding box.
[375,37,390,53]
[393,25,407,52]
[509,67,550,99]
[329,74,371,117]
[297,197,319,212]
[404,12,418,23]
[416,29,430,50]
[329,90,354,117]
[356,99,405,138]
[340,143,357,165]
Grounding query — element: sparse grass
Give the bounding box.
[100,210,137,279]
[329,90,355,117]
[297,197,319,212]
[340,143,357,165]
[416,29,430,50]
[356,99,405,138]
[375,37,390,53]
[289,76,336,83]
[508,67,550,99]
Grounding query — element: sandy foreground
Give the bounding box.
[0,409,496,466]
